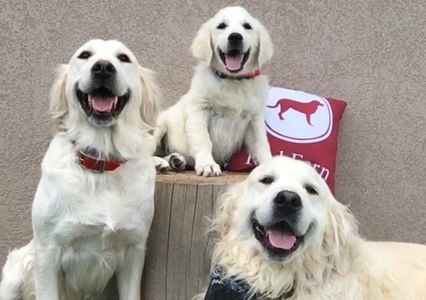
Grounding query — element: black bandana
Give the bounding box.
[205,267,295,300]
[204,267,266,300]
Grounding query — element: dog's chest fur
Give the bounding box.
[201,70,269,163]
[207,104,253,163]
[32,135,155,295]
[58,224,132,293]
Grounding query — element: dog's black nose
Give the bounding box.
[274,191,302,213]
[91,60,116,77]
[228,32,243,43]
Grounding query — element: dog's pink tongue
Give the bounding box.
[89,95,117,112]
[267,229,296,250]
[225,54,243,71]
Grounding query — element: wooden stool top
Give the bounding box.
[156,171,248,185]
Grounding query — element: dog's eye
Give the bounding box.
[243,22,252,30]
[217,22,227,30]
[259,176,274,185]
[117,54,131,63]
[305,184,318,195]
[78,51,92,59]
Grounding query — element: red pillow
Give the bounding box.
[226,87,347,192]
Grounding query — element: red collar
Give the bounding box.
[77,150,126,173]
[214,69,261,80]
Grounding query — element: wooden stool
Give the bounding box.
[141,171,247,300]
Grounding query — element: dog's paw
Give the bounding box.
[195,162,222,177]
[168,153,187,171]
[154,157,170,173]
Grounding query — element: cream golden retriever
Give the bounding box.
[154,6,273,176]
[204,156,426,299]
[0,39,160,300]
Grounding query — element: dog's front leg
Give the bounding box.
[34,244,61,300]
[186,108,222,176]
[116,246,145,300]
[245,115,272,164]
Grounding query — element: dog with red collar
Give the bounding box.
[0,39,161,300]
[154,6,274,177]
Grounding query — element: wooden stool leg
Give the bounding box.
[141,172,246,300]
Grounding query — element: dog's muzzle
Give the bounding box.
[76,60,129,125]
[251,191,311,259]
[218,33,250,73]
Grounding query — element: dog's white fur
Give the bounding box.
[0,39,161,300]
[155,6,273,176]
[210,156,426,299]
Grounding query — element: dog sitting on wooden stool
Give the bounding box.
[154,6,274,177]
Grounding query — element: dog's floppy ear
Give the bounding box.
[213,182,246,238]
[255,20,273,68]
[191,20,213,64]
[49,64,69,129]
[139,66,161,130]
[324,196,357,257]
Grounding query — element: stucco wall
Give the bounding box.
[0,0,425,267]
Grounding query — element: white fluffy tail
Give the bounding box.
[0,241,34,300]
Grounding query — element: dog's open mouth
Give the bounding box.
[218,48,250,73]
[252,217,303,257]
[76,86,129,121]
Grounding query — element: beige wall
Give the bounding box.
[0,0,425,266]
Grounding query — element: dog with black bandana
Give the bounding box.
[201,157,426,300]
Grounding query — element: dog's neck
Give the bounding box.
[213,68,261,80]
[71,138,127,161]
[67,126,120,158]
[63,117,150,160]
